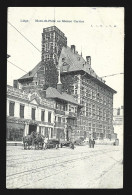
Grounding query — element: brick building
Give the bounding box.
[14,25,117,140]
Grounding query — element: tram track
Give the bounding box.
[6,148,119,171]
[7,149,116,180]
[6,147,120,164]
[7,149,122,189]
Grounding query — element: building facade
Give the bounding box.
[45,86,81,142]
[14,25,117,141]
[7,84,80,142]
[7,85,55,141]
[60,71,116,140]
[113,106,123,144]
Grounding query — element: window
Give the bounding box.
[45,127,49,137]
[63,105,66,111]
[117,108,120,115]
[20,104,24,118]
[32,108,36,120]
[62,118,65,123]
[41,110,45,121]
[51,128,53,138]
[58,117,61,123]
[48,112,51,123]
[9,101,15,116]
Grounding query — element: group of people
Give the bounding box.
[89,138,95,148]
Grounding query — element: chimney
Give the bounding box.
[57,67,62,93]
[71,45,75,53]
[29,71,32,76]
[13,80,18,88]
[86,56,91,66]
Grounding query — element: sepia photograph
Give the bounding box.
[6,7,124,189]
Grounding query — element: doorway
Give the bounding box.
[29,124,37,134]
[66,128,72,141]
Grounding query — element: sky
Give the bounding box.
[7,7,124,109]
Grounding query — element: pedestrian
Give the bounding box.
[92,139,95,148]
[44,136,48,150]
[89,138,92,148]
[70,142,74,149]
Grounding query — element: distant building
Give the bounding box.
[14,26,117,140]
[113,106,123,125]
[113,106,123,144]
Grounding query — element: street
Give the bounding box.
[6,144,123,189]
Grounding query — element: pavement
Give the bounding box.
[6,144,123,189]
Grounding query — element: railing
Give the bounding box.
[7,86,29,100]
[7,85,55,108]
[55,110,65,115]
[69,112,77,118]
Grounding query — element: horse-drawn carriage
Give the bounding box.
[23,132,74,150]
[23,132,59,150]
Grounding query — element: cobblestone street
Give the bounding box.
[6,144,123,189]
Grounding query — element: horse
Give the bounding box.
[23,131,36,150]
[33,133,45,150]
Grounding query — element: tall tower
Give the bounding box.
[41,26,67,89]
[42,26,67,65]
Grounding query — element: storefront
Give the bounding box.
[6,122,25,141]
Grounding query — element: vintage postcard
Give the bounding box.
[7,7,124,189]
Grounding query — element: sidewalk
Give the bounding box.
[6,141,23,146]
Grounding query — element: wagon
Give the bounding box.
[46,139,59,149]
[60,141,74,149]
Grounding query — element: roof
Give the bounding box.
[46,87,81,106]
[59,46,116,93]
[59,46,96,76]
[18,61,42,81]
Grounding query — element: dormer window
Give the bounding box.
[62,63,70,72]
